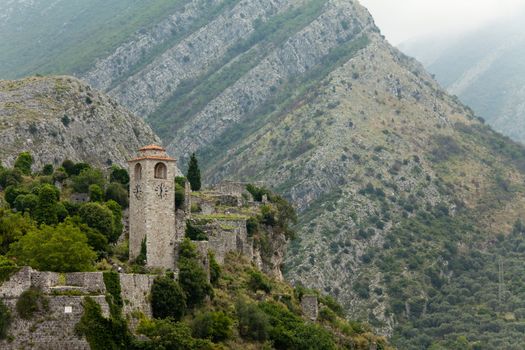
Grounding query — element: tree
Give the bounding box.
[151,276,187,321]
[14,152,33,175]
[191,311,233,342]
[9,222,96,272]
[78,202,115,242]
[177,239,213,308]
[105,182,129,208]
[42,164,54,176]
[105,200,123,243]
[14,193,38,214]
[89,184,104,202]
[186,153,201,191]
[0,209,34,255]
[61,159,75,176]
[0,299,10,340]
[109,166,129,185]
[34,184,60,225]
[72,168,105,193]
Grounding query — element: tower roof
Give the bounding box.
[139,144,165,151]
[129,144,176,162]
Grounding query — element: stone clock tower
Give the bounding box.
[128,145,176,268]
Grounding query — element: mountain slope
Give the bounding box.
[400,15,525,143]
[0,76,159,169]
[4,1,525,348]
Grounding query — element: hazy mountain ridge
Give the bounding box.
[400,15,525,143]
[0,76,159,169]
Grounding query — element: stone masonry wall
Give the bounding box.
[0,267,153,348]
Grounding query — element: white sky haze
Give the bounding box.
[359,0,525,45]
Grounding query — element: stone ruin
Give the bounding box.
[0,267,154,349]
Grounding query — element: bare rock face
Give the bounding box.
[0,76,160,170]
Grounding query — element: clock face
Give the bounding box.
[132,184,143,200]
[155,183,169,199]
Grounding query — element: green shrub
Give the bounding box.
[185,222,207,241]
[103,271,123,317]
[137,318,213,349]
[248,270,272,293]
[191,311,233,342]
[14,152,33,175]
[0,255,18,282]
[236,300,270,341]
[178,239,213,308]
[151,276,186,321]
[42,164,54,176]
[258,301,336,350]
[75,297,132,350]
[16,287,48,319]
[175,179,185,209]
[208,252,221,286]
[0,168,22,188]
[0,299,10,339]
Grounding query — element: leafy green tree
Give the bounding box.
[109,166,129,185]
[186,153,201,191]
[9,222,96,272]
[89,184,104,202]
[72,168,105,193]
[42,164,54,176]
[4,185,28,207]
[0,209,34,254]
[14,193,38,214]
[151,276,187,321]
[178,239,213,308]
[34,184,60,225]
[105,182,129,208]
[14,152,33,175]
[105,200,123,243]
[78,202,115,242]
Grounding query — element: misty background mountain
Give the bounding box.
[400,11,525,143]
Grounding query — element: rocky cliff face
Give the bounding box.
[0,76,159,170]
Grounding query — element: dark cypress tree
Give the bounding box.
[186,153,201,191]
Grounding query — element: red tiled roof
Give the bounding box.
[139,144,165,151]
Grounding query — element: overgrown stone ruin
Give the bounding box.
[0,267,153,349]
[0,145,293,348]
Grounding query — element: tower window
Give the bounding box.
[134,163,142,181]
[154,162,167,179]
